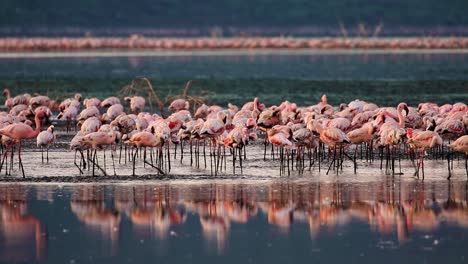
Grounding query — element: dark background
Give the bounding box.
[2,0,468,36]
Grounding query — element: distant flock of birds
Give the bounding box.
[2,37,468,51]
[0,88,467,179]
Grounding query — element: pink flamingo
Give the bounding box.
[124,96,146,113]
[406,129,442,178]
[0,110,46,177]
[168,99,189,113]
[308,120,352,175]
[100,97,120,108]
[448,135,468,179]
[2,89,28,109]
[83,98,101,108]
[36,125,55,163]
[125,130,164,176]
[347,122,376,166]
[80,129,117,176]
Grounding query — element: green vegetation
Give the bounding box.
[0,77,466,108]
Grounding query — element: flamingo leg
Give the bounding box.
[92,149,96,176]
[239,147,243,175]
[9,144,14,175]
[132,147,138,176]
[232,148,236,175]
[47,147,49,163]
[74,150,83,174]
[420,149,425,179]
[326,148,336,175]
[465,154,467,178]
[18,141,25,178]
[103,149,106,173]
[80,150,86,169]
[41,146,44,163]
[111,149,116,176]
[0,142,14,174]
[167,144,171,172]
[119,144,122,164]
[447,151,452,180]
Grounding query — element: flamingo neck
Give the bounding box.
[5,89,11,99]
[314,121,324,134]
[397,107,405,127]
[32,115,42,137]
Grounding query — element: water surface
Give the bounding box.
[0,51,467,106]
[1,180,467,263]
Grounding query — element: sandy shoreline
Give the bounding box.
[2,48,468,58]
[0,134,464,184]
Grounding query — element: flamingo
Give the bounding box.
[125,129,164,176]
[2,89,28,109]
[347,122,375,165]
[124,96,146,113]
[57,102,79,132]
[0,110,46,177]
[267,125,293,175]
[168,99,189,113]
[308,120,351,175]
[77,106,100,121]
[102,104,124,122]
[79,129,118,176]
[406,129,443,178]
[36,125,55,163]
[80,117,101,135]
[83,97,101,108]
[70,132,89,174]
[100,97,121,108]
[447,135,468,179]
[29,95,51,108]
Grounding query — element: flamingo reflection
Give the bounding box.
[0,186,46,262]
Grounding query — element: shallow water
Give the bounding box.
[1,179,467,264]
[0,50,467,263]
[0,51,467,106]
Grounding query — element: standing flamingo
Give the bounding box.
[447,135,468,179]
[0,110,46,177]
[406,129,443,178]
[308,120,351,175]
[125,130,164,176]
[80,130,117,176]
[124,96,146,113]
[36,125,55,163]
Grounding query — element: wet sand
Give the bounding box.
[0,130,465,184]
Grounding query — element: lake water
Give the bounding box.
[1,180,467,264]
[0,51,467,263]
[0,50,467,106]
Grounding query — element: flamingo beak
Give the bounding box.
[403,105,409,116]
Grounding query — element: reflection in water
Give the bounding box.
[70,186,120,256]
[0,180,467,261]
[0,186,46,262]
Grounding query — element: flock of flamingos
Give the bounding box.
[0,88,467,179]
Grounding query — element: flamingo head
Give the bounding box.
[74,93,82,102]
[398,103,409,116]
[35,110,47,118]
[2,88,9,96]
[47,125,55,133]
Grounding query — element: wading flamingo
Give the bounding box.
[447,135,468,179]
[36,125,55,163]
[0,110,46,177]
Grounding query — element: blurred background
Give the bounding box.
[1,0,468,37]
[0,0,467,107]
